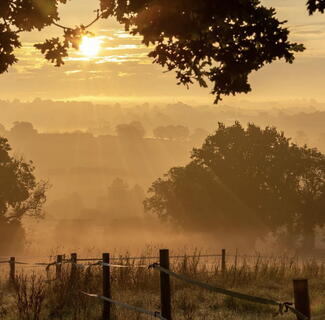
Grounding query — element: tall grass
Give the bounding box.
[0,250,324,319]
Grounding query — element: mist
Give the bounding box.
[1,99,325,256]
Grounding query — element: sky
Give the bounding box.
[1,0,325,104]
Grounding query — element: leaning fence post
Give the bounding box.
[160,249,172,320]
[70,253,77,281]
[56,255,62,280]
[9,257,15,284]
[102,253,111,320]
[293,279,311,319]
[221,249,226,275]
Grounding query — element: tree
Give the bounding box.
[0,137,48,254]
[307,0,325,14]
[144,122,325,250]
[0,1,310,102]
[296,148,325,251]
[10,121,38,137]
[116,121,145,139]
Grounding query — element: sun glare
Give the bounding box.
[79,36,102,57]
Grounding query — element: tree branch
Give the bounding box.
[52,10,103,31]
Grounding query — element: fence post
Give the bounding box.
[221,249,226,275]
[293,279,311,319]
[160,249,172,320]
[9,257,15,284]
[56,255,62,280]
[70,253,77,281]
[102,253,111,320]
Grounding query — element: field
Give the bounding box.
[0,249,325,320]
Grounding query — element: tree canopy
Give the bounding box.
[116,121,146,139]
[10,121,38,137]
[0,136,48,253]
[2,0,321,102]
[144,122,325,250]
[307,0,325,14]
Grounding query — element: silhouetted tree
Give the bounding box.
[296,149,325,251]
[153,126,167,140]
[145,122,325,250]
[0,137,48,254]
[0,0,309,102]
[116,121,145,140]
[307,0,325,14]
[10,121,38,137]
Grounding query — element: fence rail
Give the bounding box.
[1,249,324,320]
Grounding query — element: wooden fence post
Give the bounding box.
[9,257,15,284]
[293,279,311,319]
[56,255,62,280]
[70,253,77,281]
[160,249,172,320]
[102,253,111,320]
[221,249,226,275]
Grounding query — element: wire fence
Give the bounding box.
[1,249,325,320]
[3,251,325,265]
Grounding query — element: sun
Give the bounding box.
[79,36,102,57]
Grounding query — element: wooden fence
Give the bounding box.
[0,249,316,320]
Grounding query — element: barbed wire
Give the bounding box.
[1,253,323,319]
[149,263,309,320]
[82,292,167,320]
[2,252,325,266]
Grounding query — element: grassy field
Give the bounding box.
[0,250,325,320]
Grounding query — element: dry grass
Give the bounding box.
[0,250,325,319]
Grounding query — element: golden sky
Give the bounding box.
[1,0,325,104]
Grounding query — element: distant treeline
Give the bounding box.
[1,100,324,206]
[0,121,196,214]
[1,100,325,252]
[1,100,324,213]
[0,99,324,151]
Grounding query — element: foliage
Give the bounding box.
[144,122,325,249]
[116,121,146,139]
[14,274,46,320]
[34,26,94,67]
[0,0,312,102]
[307,0,325,14]
[296,147,325,249]
[0,0,68,72]
[106,0,305,103]
[0,136,48,253]
[10,121,38,136]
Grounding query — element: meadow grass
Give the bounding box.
[0,250,325,319]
